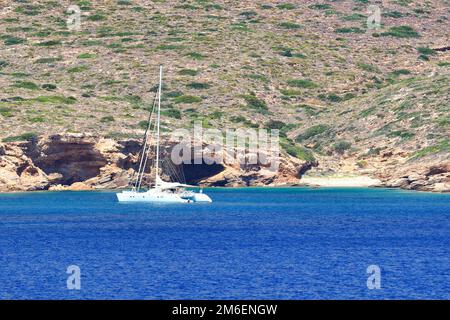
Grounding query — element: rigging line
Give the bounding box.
[135,91,158,190]
[135,94,157,190]
[164,158,180,183]
[133,91,157,189]
[138,102,159,190]
[129,99,154,189]
[178,161,186,184]
[170,159,184,184]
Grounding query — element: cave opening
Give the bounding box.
[181,161,225,185]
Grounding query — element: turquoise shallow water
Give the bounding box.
[0,187,449,299]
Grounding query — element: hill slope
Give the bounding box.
[0,0,449,191]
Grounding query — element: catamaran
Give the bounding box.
[116,66,212,203]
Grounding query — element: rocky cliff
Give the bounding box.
[1,134,447,193]
[0,134,313,192]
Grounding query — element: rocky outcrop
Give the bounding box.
[1,134,448,193]
[382,161,450,193]
[0,134,313,192]
[0,143,50,191]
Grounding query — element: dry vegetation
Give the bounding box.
[0,0,448,163]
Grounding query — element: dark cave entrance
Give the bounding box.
[181,161,225,185]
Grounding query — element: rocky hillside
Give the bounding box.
[0,0,448,191]
[0,134,308,191]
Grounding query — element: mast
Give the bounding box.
[155,65,162,185]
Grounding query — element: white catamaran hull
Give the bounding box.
[117,190,188,203]
[116,190,213,203]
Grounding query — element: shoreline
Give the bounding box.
[298,175,382,188]
[0,185,448,195]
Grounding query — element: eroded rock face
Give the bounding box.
[0,143,50,191]
[28,135,109,185]
[1,134,447,193]
[380,156,450,193]
[0,134,312,191]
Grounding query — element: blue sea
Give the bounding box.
[0,188,448,300]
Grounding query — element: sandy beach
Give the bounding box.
[300,175,382,187]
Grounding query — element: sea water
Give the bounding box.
[0,188,448,299]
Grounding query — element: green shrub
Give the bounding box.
[230,22,251,32]
[156,44,184,50]
[296,104,318,116]
[280,138,315,161]
[239,11,258,19]
[356,160,368,168]
[100,116,115,123]
[335,27,365,34]
[0,107,14,117]
[246,74,269,82]
[3,132,38,142]
[42,83,57,90]
[334,141,352,154]
[276,3,296,10]
[174,95,202,104]
[33,96,77,104]
[34,40,61,46]
[29,116,45,123]
[78,53,97,59]
[435,115,449,127]
[381,26,420,38]
[0,60,9,69]
[342,13,366,21]
[15,5,40,16]
[88,13,107,21]
[241,94,268,113]
[287,79,317,88]
[389,69,411,76]
[178,69,199,76]
[35,57,62,64]
[2,35,26,46]
[209,111,224,119]
[318,93,342,102]
[416,47,436,55]
[382,11,404,18]
[67,65,89,73]
[265,120,286,130]
[411,139,449,159]
[13,81,39,90]
[280,89,302,96]
[185,52,206,60]
[357,62,380,73]
[309,4,332,10]
[138,120,148,130]
[279,22,301,29]
[230,115,246,123]
[296,124,329,141]
[161,108,182,119]
[360,106,376,117]
[388,130,414,139]
[186,82,211,89]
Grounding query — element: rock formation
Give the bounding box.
[0,134,447,193]
[0,134,315,192]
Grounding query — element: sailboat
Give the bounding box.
[116,66,212,203]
